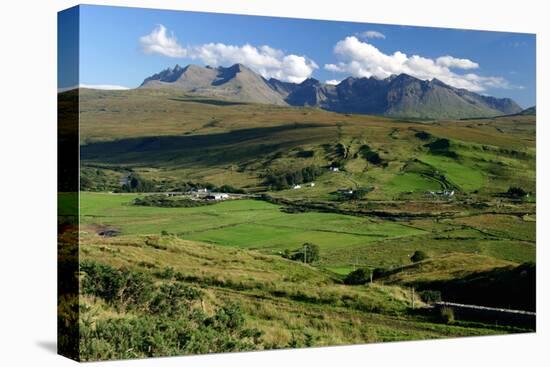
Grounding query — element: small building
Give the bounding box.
[190,188,210,197]
[429,190,455,198]
[206,193,229,200]
[337,188,354,195]
[292,184,302,189]
[307,182,315,187]
[330,167,340,172]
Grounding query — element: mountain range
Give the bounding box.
[139,63,523,119]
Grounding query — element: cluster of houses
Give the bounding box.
[164,188,231,201]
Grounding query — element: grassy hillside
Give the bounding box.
[77,89,535,199]
[77,232,525,360]
[67,88,536,360]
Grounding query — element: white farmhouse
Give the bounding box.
[206,193,230,200]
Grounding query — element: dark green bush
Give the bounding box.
[133,195,212,208]
[419,290,442,303]
[505,186,528,198]
[372,267,389,279]
[121,174,155,192]
[414,131,432,140]
[296,150,315,158]
[283,243,320,264]
[77,262,266,360]
[344,268,370,285]
[358,145,384,165]
[425,138,458,158]
[411,250,429,263]
[264,166,324,190]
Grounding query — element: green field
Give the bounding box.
[81,193,426,263]
[80,192,535,272]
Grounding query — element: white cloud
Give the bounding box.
[358,31,386,39]
[325,79,342,85]
[324,36,510,92]
[139,25,318,83]
[140,25,187,58]
[436,56,479,70]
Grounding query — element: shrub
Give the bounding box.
[358,145,384,165]
[505,186,528,198]
[80,262,154,308]
[440,306,455,324]
[419,290,442,303]
[286,243,320,264]
[296,150,315,158]
[149,282,201,316]
[425,138,458,158]
[344,268,370,285]
[78,262,262,361]
[121,174,155,192]
[155,267,175,280]
[349,187,373,200]
[134,195,212,208]
[372,267,389,279]
[218,184,245,194]
[414,131,432,140]
[411,250,429,263]
[264,166,324,190]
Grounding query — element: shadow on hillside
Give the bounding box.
[168,97,248,106]
[399,262,536,312]
[81,123,329,166]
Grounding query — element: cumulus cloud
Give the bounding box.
[140,25,187,58]
[325,79,342,85]
[140,25,318,83]
[436,56,478,70]
[358,30,386,39]
[324,36,510,92]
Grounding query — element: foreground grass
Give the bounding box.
[78,233,522,360]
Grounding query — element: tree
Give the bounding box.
[344,268,370,285]
[288,243,320,264]
[349,187,372,200]
[411,250,429,263]
[302,243,319,263]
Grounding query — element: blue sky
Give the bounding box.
[63,5,535,107]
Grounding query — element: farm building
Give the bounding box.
[206,193,230,200]
[337,188,354,195]
[429,190,455,197]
